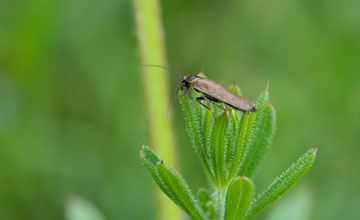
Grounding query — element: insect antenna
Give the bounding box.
[141,64,184,79]
[167,80,183,116]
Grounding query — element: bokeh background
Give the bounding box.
[1,0,360,219]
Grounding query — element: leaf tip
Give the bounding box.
[140,145,144,152]
[198,66,205,77]
[266,82,270,92]
[222,111,228,116]
[313,147,318,156]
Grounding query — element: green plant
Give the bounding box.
[140,74,317,220]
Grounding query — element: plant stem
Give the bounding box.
[213,187,226,220]
[133,0,182,220]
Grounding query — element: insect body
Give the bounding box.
[143,65,256,112]
[183,75,256,112]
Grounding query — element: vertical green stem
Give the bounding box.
[133,1,182,220]
[214,187,226,220]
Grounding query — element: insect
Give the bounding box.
[143,65,256,112]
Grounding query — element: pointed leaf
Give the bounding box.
[229,82,242,96]
[192,89,206,129]
[253,86,270,129]
[224,177,254,220]
[203,108,215,159]
[240,87,270,176]
[198,188,215,220]
[198,188,211,212]
[266,186,313,220]
[240,104,276,177]
[244,148,317,219]
[228,111,254,180]
[179,90,203,149]
[179,91,215,182]
[198,188,213,218]
[140,146,178,201]
[207,201,216,220]
[157,161,207,220]
[210,112,228,186]
[225,108,240,167]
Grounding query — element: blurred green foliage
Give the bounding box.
[0,0,359,219]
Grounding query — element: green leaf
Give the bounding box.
[207,201,216,220]
[203,108,215,159]
[179,91,215,183]
[266,186,313,220]
[197,190,216,219]
[157,161,207,220]
[225,108,240,167]
[253,86,270,129]
[198,188,211,212]
[179,90,202,149]
[228,111,254,181]
[240,104,276,177]
[209,112,228,186]
[198,188,216,219]
[229,82,242,96]
[139,146,176,200]
[239,87,270,176]
[244,148,317,219]
[224,177,254,220]
[191,89,206,129]
[140,146,207,219]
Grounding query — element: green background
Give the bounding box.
[0,0,359,219]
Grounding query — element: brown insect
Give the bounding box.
[143,65,256,112]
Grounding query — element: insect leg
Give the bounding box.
[196,96,212,110]
[203,94,227,112]
[213,102,227,111]
[196,96,217,120]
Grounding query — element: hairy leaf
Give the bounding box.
[191,89,206,129]
[224,177,254,220]
[240,87,269,176]
[240,104,276,177]
[157,161,207,220]
[229,82,242,96]
[198,188,215,219]
[209,112,228,186]
[224,81,242,165]
[244,148,317,219]
[228,111,254,181]
[139,146,175,199]
[179,91,215,182]
[198,188,211,213]
[203,108,214,159]
[225,109,239,167]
